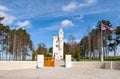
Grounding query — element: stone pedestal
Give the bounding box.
[37,55,44,68]
[65,55,71,68]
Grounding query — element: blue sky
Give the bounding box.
[0,0,120,50]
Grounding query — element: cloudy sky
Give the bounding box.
[0,0,120,49]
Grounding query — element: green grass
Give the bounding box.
[72,57,120,61]
[80,58,100,61]
[104,57,120,61]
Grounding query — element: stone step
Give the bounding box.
[55,59,65,67]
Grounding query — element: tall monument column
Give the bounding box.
[58,28,64,59]
[52,28,64,59]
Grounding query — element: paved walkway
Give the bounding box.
[0,60,120,79]
[0,67,120,79]
[0,61,120,79]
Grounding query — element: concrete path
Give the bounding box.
[0,67,120,79]
[0,60,120,79]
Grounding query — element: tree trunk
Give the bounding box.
[2,33,4,60]
[9,53,11,61]
[6,53,8,60]
[13,33,16,60]
[114,49,116,58]
[114,43,117,58]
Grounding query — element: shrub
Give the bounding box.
[32,50,36,61]
[76,47,80,61]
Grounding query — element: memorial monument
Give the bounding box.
[52,28,64,59]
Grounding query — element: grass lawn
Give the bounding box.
[72,57,120,61]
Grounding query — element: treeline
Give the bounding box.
[64,35,81,61]
[0,17,32,60]
[32,43,49,61]
[80,20,120,59]
[31,19,120,61]
[32,35,81,61]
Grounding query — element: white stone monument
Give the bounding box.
[52,28,64,59]
[65,55,71,68]
[37,55,44,68]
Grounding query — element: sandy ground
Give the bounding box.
[0,67,120,79]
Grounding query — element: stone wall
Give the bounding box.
[72,61,120,70]
[105,61,120,70]
[0,61,120,70]
[0,61,36,70]
[72,62,105,69]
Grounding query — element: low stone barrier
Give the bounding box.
[105,61,120,70]
[0,61,36,70]
[112,62,120,70]
[0,61,120,70]
[72,62,105,69]
[72,61,120,70]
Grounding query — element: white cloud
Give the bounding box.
[79,0,97,8]
[15,20,31,29]
[0,11,15,26]
[62,2,77,11]
[71,15,84,22]
[74,15,84,20]
[62,0,97,11]
[44,25,60,31]
[61,19,74,27]
[86,0,97,5]
[43,20,74,31]
[0,5,15,25]
[0,5,8,11]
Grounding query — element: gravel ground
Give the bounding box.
[0,67,120,79]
